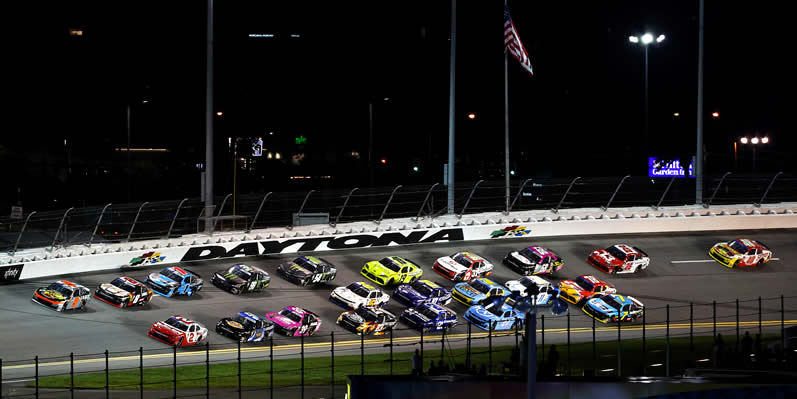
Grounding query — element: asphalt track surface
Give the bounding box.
[2,229,796,382]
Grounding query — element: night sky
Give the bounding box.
[2,1,792,210]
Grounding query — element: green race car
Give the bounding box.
[361,256,423,286]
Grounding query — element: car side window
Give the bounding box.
[433,289,441,297]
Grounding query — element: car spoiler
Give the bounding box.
[183,269,202,278]
[633,246,649,257]
[627,295,644,308]
[754,240,770,250]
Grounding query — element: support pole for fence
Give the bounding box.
[140,347,144,399]
[642,307,646,376]
[713,300,717,338]
[703,172,731,208]
[1,358,3,399]
[526,313,537,399]
[377,185,402,224]
[552,177,581,213]
[509,178,533,212]
[205,343,209,399]
[165,198,188,239]
[690,302,694,354]
[781,295,785,354]
[457,180,484,218]
[652,177,676,210]
[70,352,74,399]
[331,332,335,399]
[489,321,493,375]
[758,296,762,338]
[126,202,148,243]
[567,312,571,377]
[666,305,670,377]
[420,328,424,372]
[212,193,232,232]
[592,316,596,372]
[89,203,112,246]
[35,355,38,398]
[249,192,272,231]
[414,183,440,221]
[105,349,109,399]
[602,175,630,211]
[441,327,446,363]
[755,171,783,207]
[237,341,241,399]
[173,345,177,399]
[541,315,545,365]
[301,334,305,399]
[270,337,274,399]
[617,319,621,377]
[466,322,471,370]
[288,190,316,229]
[11,210,36,256]
[50,207,75,251]
[736,299,740,353]
[360,332,364,375]
[332,188,358,227]
[389,328,393,375]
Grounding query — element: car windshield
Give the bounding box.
[46,283,73,297]
[519,278,535,289]
[607,246,627,260]
[728,240,749,253]
[227,266,251,279]
[484,301,505,317]
[295,258,318,272]
[378,257,402,272]
[417,306,439,319]
[165,318,189,331]
[411,281,434,296]
[451,253,472,267]
[470,280,491,294]
[160,269,183,281]
[355,307,379,322]
[600,296,623,310]
[279,309,303,323]
[519,247,542,263]
[347,283,370,298]
[111,278,136,292]
[574,277,594,291]
[231,315,256,329]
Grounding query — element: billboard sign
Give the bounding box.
[648,157,694,178]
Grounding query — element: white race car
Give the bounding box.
[504,275,560,306]
[433,251,494,282]
[329,282,389,310]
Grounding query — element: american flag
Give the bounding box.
[504,3,533,76]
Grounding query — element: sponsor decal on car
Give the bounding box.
[0,264,24,282]
[490,226,531,238]
[129,252,166,267]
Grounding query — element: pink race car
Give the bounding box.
[265,306,322,336]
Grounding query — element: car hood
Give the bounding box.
[100,283,131,298]
[342,311,366,324]
[587,298,618,315]
[511,252,533,265]
[505,280,525,293]
[36,288,67,302]
[454,284,484,299]
[333,288,362,303]
[148,273,178,286]
[436,257,467,272]
[713,243,740,257]
[403,308,432,323]
[219,318,248,332]
[281,263,311,276]
[591,249,621,266]
[266,312,299,328]
[365,262,396,277]
[215,272,245,284]
[396,285,425,302]
[559,281,583,294]
[152,321,183,336]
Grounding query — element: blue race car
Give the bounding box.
[146,267,203,297]
[392,279,452,308]
[399,303,457,333]
[582,294,644,324]
[215,312,275,342]
[464,296,525,331]
[504,275,560,307]
[451,278,508,306]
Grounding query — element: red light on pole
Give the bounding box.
[711,112,719,118]
[380,158,387,164]
[467,113,476,120]
[216,111,224,116]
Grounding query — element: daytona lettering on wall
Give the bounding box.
[0,264,25,282]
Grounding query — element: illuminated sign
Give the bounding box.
[648,157,694,178]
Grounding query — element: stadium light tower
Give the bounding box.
[629,32,666,166]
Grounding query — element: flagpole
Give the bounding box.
[447,0,457,215]
[504,52,510,214]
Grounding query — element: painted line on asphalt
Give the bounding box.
[4,319,796,371]
[671,258,780,264]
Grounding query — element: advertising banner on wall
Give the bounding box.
[648,157,694,178]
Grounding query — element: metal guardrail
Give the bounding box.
[2,173,796,254]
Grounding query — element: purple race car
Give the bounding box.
[265,306,322,336]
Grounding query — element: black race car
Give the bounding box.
[211,264,270,295]
[337,307,397,336]
[94,276,153,308]
[215,312,275,342]
[277,256,337,286]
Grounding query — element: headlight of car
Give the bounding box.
[337,315,343,323]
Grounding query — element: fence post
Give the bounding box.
[703,172,731,208]
[514,318,520,372]
[441,327,446,364]
[690,302,694,354]
[617,319,621,377]
[126,202,149,242]
[567,312,571,377]
[332,188,358,227]
[642,306,646,376]
[286,189,316,230]
[754,171,783,207]
[466,321,471,370]
[420,328,424,373]
[50,207,75,251]
[652,177,676,210]
[11,210,36,256]
[270,337,274,399]
[173,345,177,399]
[713,300,717,338]
[414,183,440,221]
[105,349,109,399]
[249,191,272,232]
[508,178,533,212]
[217,193,232,216]
[758,296,762,338]
[88,203,112,246]
[781,295,785,354]
[389,328,393,375]
[666,305,670,377]
[205,343,209,399]
[35,355,39,398]
[1,358,3,399]
[602,175,631,211]
[237,341,241,399]
[541,315,545,365]
[360,332,364,375]
[70,352,74,399]
[488,321,493,375]
[736,298,740,353]
[140,347,144,399]
[301,334,305,399]
[165,198,188,239]
[376,185,402,224]
[552,177,581,213]
[330,332,335,399]
[592,315,596,372]
[457,180,484,218]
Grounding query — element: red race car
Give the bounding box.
[587,244,650,274]
[557,275,616,305]
[148,315,208,346]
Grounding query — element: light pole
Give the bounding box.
[368,97,389,187]
[629,33,665,167]
[125,98,148,202]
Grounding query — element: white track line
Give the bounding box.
[671,258,780,264]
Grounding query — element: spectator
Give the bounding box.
[428,360,438,376]
[411,349,422,376]
[713,333,726,367]
[547,345,560,376]
[742,331,753,365]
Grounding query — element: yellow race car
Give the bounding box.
[360,256,423,286]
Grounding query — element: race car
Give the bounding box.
[502,246,564,276]
[211,264,270,295]
[93,276,153,308]
[558,275,616,305]
[399,303,457,333]
[464,296,525,331]
[709,238,773,268]
[148,315,208,346]
[504,275,560,307]
[329,282,389,310]
[451,278,508,306]
[360,256,423,286]
[266,306,322,336]
[277,256,337,286]
[587,244,650,274]
[215,312,275,342]
[433,251,494,282]
[337,307,397,336]
[582,294,644,323]
[392,279,452,308]
[32,280,91,312]
[145,266,203,297]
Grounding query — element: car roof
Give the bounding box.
[474,278,499,287]
[734,238,765,250]
[238,311,264,322]
[457,251,484,262]
[578,275,605,285]
[116,276,144,286]
[169,315,195,324]
[166,267,189,276]
[606,294,633,305]
[352,281,377,290]
[612,244,638,255]
[417,279,440,288]
[285,306,307,315]
[524,275,550,286]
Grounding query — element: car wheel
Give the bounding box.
[177,337,184,346]
[611,266,618,274]
[120,301,127,309]
[302,278,309,287]
[231,287,240,295]
[757,259,764,267]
